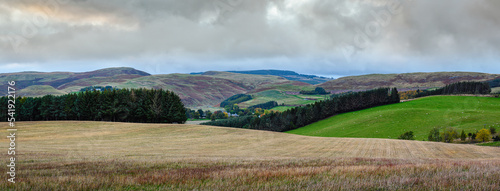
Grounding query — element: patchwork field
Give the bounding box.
[1,121,500,190]
[288,96,500,140]
[239,90,329,108]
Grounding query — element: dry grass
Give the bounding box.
[1,121,500,190]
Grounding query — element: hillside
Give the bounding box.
[319,72,500,91]
[0,67,150,95]
[1,121,500,190]
[0,68,313,107]
[17,85,66,97]
[3,68,499,108]
[223,70,332,84]
[287,96,500,140]
[118,72,312,106]
[237,90,329,108]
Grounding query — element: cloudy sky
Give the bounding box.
[1,0,499,77]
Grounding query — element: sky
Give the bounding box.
[1,0,499,78]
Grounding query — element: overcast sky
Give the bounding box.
[1,0,499,77]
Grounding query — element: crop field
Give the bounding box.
[1,121,500,190]
[288,96,500,140]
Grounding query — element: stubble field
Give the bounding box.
[1,121,499,190]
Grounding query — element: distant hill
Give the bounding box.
[319,72,500,91]
[193,70,332,85]
[0,68,312,107]
[0,67,150,95]
[3,68,499,107]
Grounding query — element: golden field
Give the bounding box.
[1,121,499,190]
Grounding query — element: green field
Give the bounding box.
[271,106,296,112]
[239,90,329,108]
[18,85,66,97]
[287,96,500,140]
[478,142,500,147]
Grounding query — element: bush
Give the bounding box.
[460,130,467,141]
[398,131,415,140]
[428,127,441,142]
[490,127,497,135]
[493,136,500,142]
[476,128,492,142]
[441,127,459,143]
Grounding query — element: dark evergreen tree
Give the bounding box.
[5,88,186,124]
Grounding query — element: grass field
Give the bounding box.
[239,90,329,108]
[1,121,500,190]
[17,85,66,97]
[287,96,500,140]
[478,142,500,147]
[271,106,296,112]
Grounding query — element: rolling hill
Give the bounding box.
[118,72,312,106]
[3,68,499,107]
[319,72,500,91]
[222,70,333,84]
[0,67,150,96]
[1,68,313,107]
[287,96,500,140]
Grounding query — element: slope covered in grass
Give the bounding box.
[287,96,500,140]
[17,85,66,97]
[238,90,329,108]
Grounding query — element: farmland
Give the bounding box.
[238,90,329,108]
[287,96,500,140]
[1,121,500,190]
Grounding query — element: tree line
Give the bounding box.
[220,94,252,108]
[203,88,400,132]
[300,87,330,95]
[428,127,498,143]
[403,81,491,99]
[0,88,187,123]
[248,101,279,110]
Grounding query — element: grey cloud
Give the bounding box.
[0,0,499,76]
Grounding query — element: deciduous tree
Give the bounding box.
[476,129,491,142]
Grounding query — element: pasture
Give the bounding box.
[287,96,500,140]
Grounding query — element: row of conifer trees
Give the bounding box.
[0,88,187,123]
[203,88,400,132]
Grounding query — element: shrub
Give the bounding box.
[493,136,500,142]
[398,131,415,140]
[460,130,466,141]
[476,129,491,142]
[428,127,441,142]
[441,127,459,143]
[490,127,497,135]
